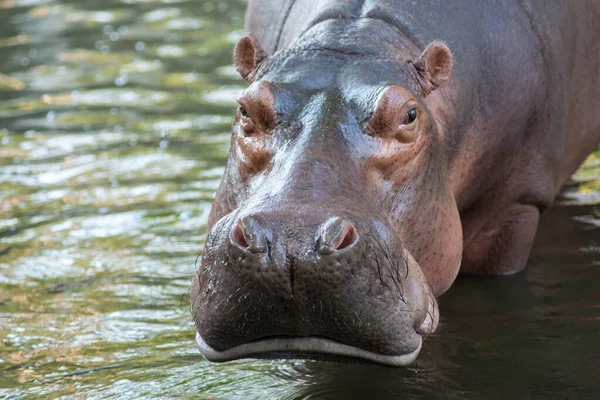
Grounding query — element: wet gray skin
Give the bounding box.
[1,0,599,398]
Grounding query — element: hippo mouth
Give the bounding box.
[194,296,438,367]
[195,333,423,367]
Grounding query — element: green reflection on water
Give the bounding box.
[0,0,599,399]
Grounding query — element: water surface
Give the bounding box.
[1,1,599,399]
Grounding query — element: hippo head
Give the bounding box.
[191,19,462,366]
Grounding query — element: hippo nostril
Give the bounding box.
[318,217,358,255]
[230,217,270,253]
[332,222,357,250]
[231,219,250,248]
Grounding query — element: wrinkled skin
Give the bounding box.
[191,0,600,366]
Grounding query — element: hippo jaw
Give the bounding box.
[194,292,438,367]
[192,284,438,367]
[193,266,440,368]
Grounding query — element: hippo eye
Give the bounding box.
[237,105,256,135]
[406,108,417,124]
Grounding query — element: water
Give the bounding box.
[0,1,598,398]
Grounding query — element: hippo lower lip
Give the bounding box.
[195,332,423,367]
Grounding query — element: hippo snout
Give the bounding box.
[190,210,438,366]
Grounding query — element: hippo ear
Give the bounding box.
[234,34,267,83]
[413,41,453,95]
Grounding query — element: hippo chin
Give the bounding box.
[191,0,600,366]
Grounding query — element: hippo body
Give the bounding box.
[191,0,600,366]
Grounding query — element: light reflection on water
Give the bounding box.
[0,0,599,399]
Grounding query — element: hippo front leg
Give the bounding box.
[459,203,541,275]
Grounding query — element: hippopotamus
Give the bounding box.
[190,0,600,366]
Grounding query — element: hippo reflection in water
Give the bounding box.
[190,0,600,366]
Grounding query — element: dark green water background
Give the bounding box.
[1,1,599,399]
